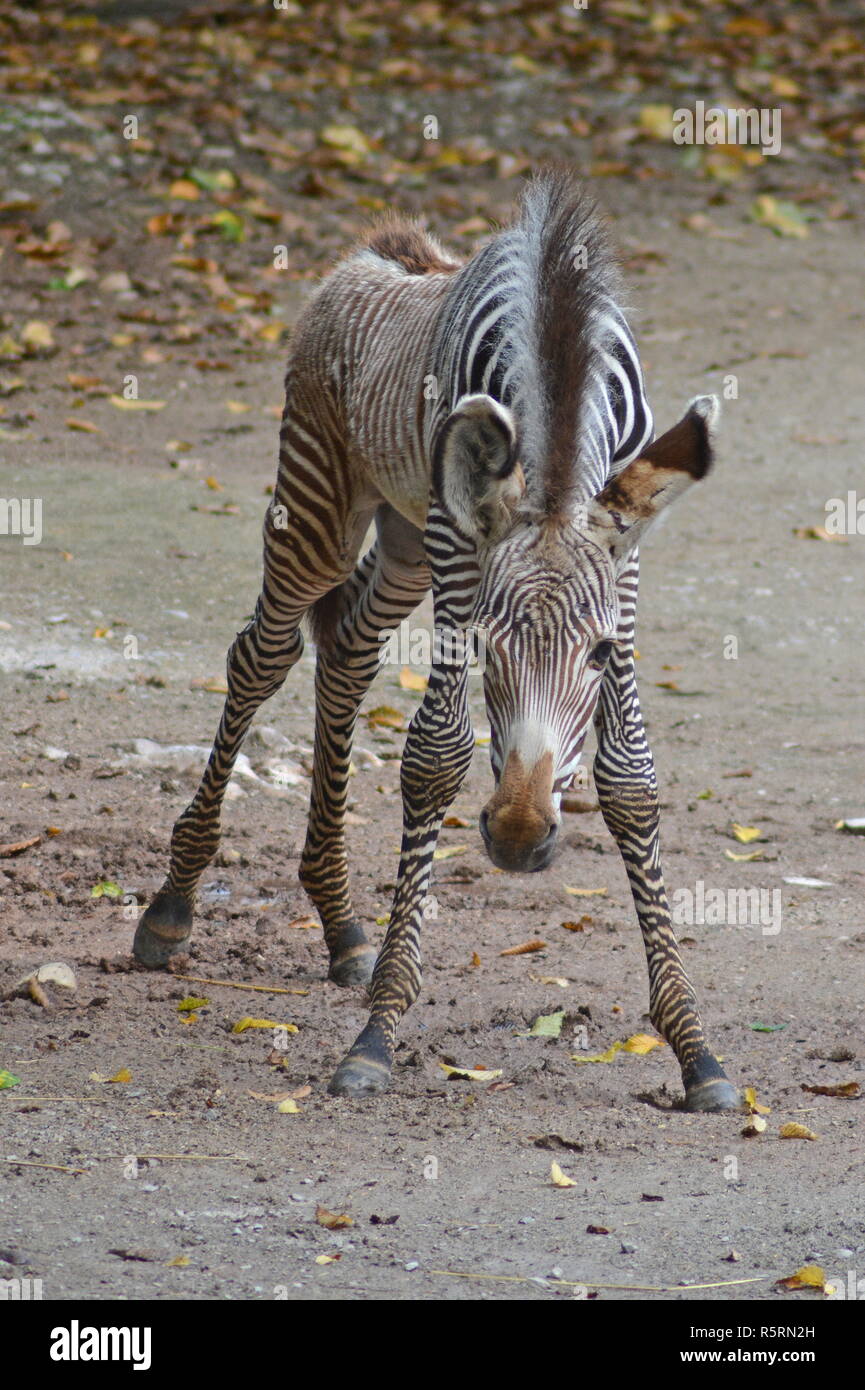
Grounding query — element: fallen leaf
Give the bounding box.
[108,396,166,411]
[527,1010,565,1038]
[314,1253,340,1264]
[731,823,762,844]
[231,1017,298,1034]
[438,1062,502,1082]
[776,1265,828,1292]
[499,940,546,956]
[0,1071,21,1089]
[750,195,810,239]
[801,1081,859,1098]
[792,525,846,542]
[315,1205,353,1230]
[724,849,764,862]
[277,1098,300,1114]
[779,1122,818,1141]
[177,996,208,1013]
[571,1041,623,1065]
[65,417,101,433]
[586,1224,611,1235]
[166,1255,190,1268]
[741,1116,767,1137]
[0,835,41,857]
[399,666,427,692]
[90,880,123,899]
[561,917,592,932]
[21,320,55,352]
[563,885,607,897]
[366,705,404,730]
[744,1086,771,1115]
[622,1033,665,1055]
[550,1161,576,1188]
[433,844,467,861]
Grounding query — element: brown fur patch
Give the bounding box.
[484,750,555,853]
[641,408,711,479]
[365,220,458,277]
[597,457,660,519]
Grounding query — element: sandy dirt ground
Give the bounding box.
[1,3,864,1308]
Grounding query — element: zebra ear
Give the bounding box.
[433,394,526,542]
[587,395,719,559]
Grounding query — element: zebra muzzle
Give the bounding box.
[479,749,559,873]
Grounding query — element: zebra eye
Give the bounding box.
[588,640,614,669]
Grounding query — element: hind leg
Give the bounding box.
[299,505,431,986]
[133,582,309,966]
[135,408,377,968]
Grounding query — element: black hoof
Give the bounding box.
[328,946,377,988]
[327,1053,391,1097]
[684,1077,741,1113]
[133,891,193,968]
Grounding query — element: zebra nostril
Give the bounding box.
[478,808,491,842]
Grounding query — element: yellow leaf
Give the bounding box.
[65,417,101,433]
[177,996,208,1012]
[366,705,404,730]
[231,1017,298,1034]
[108,396,166,411]
[550,1161,576,1188]
[205,476,224,491]
[438,1063,502,1082]
[314,1253,339,1265]
[571,1042,623,1065]
[731,823,762,844]
[639,103,674,140]
[777,1264,827,1291]
[315,1205,353,1229]
[750,195,810,239]
[277,1098,300,1114]
[433,844,467,861]
[166,1255,190,1267]
[622,1033,665,1055]
[725,849,764,862]
[169,179,200,201]
[399,666,427,692]
[320,124,371,156]
[741,1115,767,1136]
[779,1122,818,1141]
[563,884,608,897]
[744,1086,771,1115]
[225,400,251,414]
[21,320,55,351]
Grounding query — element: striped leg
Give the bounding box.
[300,506,431,987]
[135,386,374,968]
[133,585,308,966]
[329,509,479,1095]
[592,555,738,1112]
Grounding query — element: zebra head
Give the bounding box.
[434,391,719,873]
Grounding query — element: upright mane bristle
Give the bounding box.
[519,168,619,517]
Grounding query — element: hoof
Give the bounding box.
[328,945,376,988]
[684,1077,740,1113]
[328,1053,391,1098]
[133,891,193,968]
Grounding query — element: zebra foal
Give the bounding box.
[135,169,738,1112]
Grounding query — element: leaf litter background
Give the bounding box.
[0,0,864,1301]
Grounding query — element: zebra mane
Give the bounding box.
[514,168,619,517]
